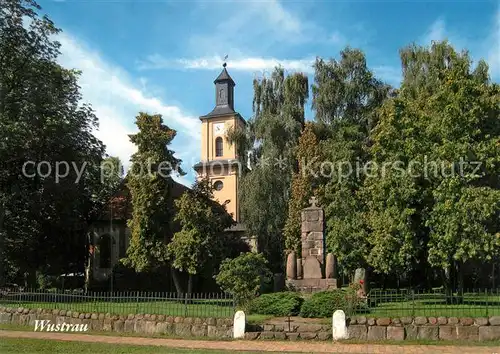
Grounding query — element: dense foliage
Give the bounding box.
[283,123,323,254]
[300,289,359,318]
[364,42,500,291]
[122,113,183,273]
[248,291,304,316]
[215,252,271,306]
[228,68,309,273]
[167,178,239,293]
[0,0,112,286]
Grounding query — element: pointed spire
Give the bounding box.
[214,61,235,85]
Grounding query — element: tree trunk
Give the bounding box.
[84,233,92,294]
[492,263,496,289]
[0,200,5,287]
[170,267,184,296]
[444,266,453,304]
[187,274,193,295]
[456,262,464,304]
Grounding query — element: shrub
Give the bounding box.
[248,292,304,316]
[300,289,358,318]
[215,252,272,306]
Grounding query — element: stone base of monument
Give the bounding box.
[287,278,337,293]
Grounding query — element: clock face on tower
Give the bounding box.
[214,123,225,135]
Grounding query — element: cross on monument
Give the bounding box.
[285,316,292,332]
[309,196,318,208]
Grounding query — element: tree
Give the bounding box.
[366,41,500,291]
[312,47,391,131]
[122,113,183,274]
[215,252,271,306]
[311,48,390,277]
[167,178,235,294]
[0,0,106,285]
[228,67,309,272]
[283,122,322,254]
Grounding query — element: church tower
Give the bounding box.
[193,63,246,222]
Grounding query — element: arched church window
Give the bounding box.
[99,234,111,268]
[215,137,223,157]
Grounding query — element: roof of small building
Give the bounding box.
[98,177,189,221]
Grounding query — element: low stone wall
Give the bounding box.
[246,316,500,341]
[0,306,233,338]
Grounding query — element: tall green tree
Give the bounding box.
[122,113,183,273]
[283,122,322,254]
[312,48,391,131]
[167,178,235,294]
[228,67,309,272]
[366,41,500,290]
[312,48,390,276]
[0,0,106,285]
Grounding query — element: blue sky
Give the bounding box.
[38,0,500,185]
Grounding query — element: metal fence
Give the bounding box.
[0,288,235,318]
[2,287,500,319]
[360,288,500,318]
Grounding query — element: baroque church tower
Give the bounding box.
[193,63,246,223]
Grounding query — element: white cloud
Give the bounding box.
[56,32,200,185]
[258,0,303,35]
[139,55,315,74]
[185,0,339,57]
[422,18,446,44]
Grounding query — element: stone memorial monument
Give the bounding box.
[286,197,337,292]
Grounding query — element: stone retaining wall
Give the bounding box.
[0,306,233,338]
[246,316,500,341]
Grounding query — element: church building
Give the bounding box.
[88,63,254,283]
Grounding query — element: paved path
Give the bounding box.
[1,330,499,353]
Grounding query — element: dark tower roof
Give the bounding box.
[214,63,235,85]
[200,62,241,119]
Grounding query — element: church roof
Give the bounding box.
[97,177,189,221]
[200,105,236,119]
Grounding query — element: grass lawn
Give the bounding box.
[354,292,500,318]
[1,300,233,318]
[0,338,285,354]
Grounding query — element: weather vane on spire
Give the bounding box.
[223,54,228,68]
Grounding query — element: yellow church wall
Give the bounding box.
[196,164,240,222]
[201,115,246,161]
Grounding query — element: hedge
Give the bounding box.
[248,292,304,316]
[300,289,358,318]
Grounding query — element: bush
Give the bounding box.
[248,292,303,316]
[215,252,271,306]
[300,289,358,318]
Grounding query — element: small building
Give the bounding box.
[88,178,188,282]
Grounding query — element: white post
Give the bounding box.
[332,310,348,340]
[233,310,246,339]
